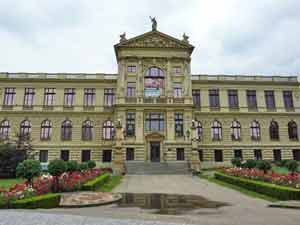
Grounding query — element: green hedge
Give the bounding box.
[82,173,111,191]
[215,172,300,200]
[10,193,61,209]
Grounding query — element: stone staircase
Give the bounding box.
[124,161,190,175]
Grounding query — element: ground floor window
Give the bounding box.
[273,149,282,161]
[198,149,203,161]
[126,148,134,161]
[234,149,243,160]
[81,150,91,162]
[214,150,223,162]
[61,150,69,161]
[293,149,300,161]
[254,149,262,160]
[39,150,48,162]
[176,148,185,160]
[103,150,112,162]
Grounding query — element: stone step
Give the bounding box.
[125,161,190,175]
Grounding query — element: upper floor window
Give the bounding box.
[269,120,279,140]
[288,121,298,140]
[265,90,276,110]
[43,88,56,107]
[195,121,203,141]
[144,67,164,97]
[127,65,136,73]
[211,120,222,141]
[231,120,241,140]
[247,90,257,109]
[20,120,31,136]
[61,120,72,141]
[23,88,35,107]
[64,88,75,107]
[209,89,220,108]
[173,83,183,98]
[145,113,164,132]
[84,88,95,107]
[40,120,52,141]
[103,120,114,140]
[127,82,136,97]
[172,66,182,74]
[228,89,239,109]
[0,120,10,140]
[3,88,16,106]
[82,120,93,141]
[250,120,260,140]
[104,89,115,106]
[126,112,135,136]
[174,113,184,137]
[192,90,201,108]
[283,91,294,110]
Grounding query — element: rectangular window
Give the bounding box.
[176,148,185,160]
[104,88,115,106]
[23,88,35,107]
[292,149,300,161]
[84,88,95,107]
[127,82,136,97]
[192,90,201,108]
[81,150,91,162]
[214,150,223,162]
[247,90,257,109]
[126,112,135,136]
[198,150,203,161]
[43,88,56,107]
[3,88,16,106]
[39,150,48,163]
[254,149,262,160]
[228,89,239,109]
[145,113,164,132]
[283,91,294,110]
[61,150,70,161]
[173,83,182,98]
[234,149,243,160]
[273,149,282,161]
[209,89,220,108]
[265,90,276,110]
[102,150,112,162]
[126,148,135,161]
[174,113,184,137]
[64,88,75,107]
[127,65,136,73]
[172,66,182,74]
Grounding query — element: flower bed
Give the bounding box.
[222,167,300,189]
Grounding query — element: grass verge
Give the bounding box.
[96,175,122,192]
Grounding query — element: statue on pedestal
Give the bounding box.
[149,16,157,31]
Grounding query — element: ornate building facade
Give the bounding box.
[0,26,300,173]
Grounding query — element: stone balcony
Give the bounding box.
[121,96,191,105]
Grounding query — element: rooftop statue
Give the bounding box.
[183,33,189,43]
[149,16,157,31]
[120,32,126,42]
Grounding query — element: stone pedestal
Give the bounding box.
[112,123,125,175]
[190,123,200,171]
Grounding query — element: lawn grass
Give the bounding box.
[199,173,278,202]
[0,178,25,190]
[95,175,122,192]
[272,166,289,175]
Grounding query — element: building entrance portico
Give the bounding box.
[145,132,165,162]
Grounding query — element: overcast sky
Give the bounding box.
[0,0,299,76]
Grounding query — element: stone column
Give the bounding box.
[190,120,200,171]
[112,119,125,175]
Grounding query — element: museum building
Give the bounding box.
[0,24,300,173]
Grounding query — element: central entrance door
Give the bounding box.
[150,142,160,162]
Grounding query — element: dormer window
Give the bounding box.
[144,67,165,97]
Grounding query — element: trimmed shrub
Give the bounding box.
[242,159,257,169]
[215,172,300,200]
[231,158,242,167]
[79,162,88,171]
[87,160,96,169]
[256,160,271,173]
[66,160,79,172]
[48,160,67,192]
[16,159,41,186]
[285,160,299,174]
[10,193,61,209]
[82,173,111,191]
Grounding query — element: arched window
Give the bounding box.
[103,120,114,140]
[61,120,72,140]
[0,120,10,140]
[250,120,260,140]
[288,121,298,140]
[144,67,165,97]
[211,120,222,141]
[40,120,52,140]
[20,120,31,136]
[82,120,93,141]
[231,120,241,140]
[269,120,279,140]
[195,121,203,141]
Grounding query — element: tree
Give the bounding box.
[16,159,41,186]
[79,162,88,171]
[14,132,36,160]
[242,159,257,169]
[285,160,299,175]
[231,158,242,167]
[66,160,80,172]
[87,160,96,169]
[48,160,67,192]
[256,160,271,174]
